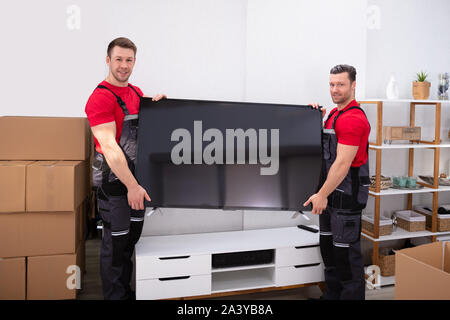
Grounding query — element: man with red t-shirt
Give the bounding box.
[85,37,166,300]
[305,65,370,300]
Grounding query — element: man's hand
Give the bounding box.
[309,102,326,118]
[127,184,151,210]
[152,94,167,101]
[303,193,328,215]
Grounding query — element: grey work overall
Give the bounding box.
[92,84,145,300]
[319,106,370,300]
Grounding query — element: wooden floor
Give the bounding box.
[77,238,395,300]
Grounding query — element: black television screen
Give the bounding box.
[136,98,322,211]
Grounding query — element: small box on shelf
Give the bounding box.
[362,213,393,236]
[414,205,450,232]
[378,248,396,277]
[382,126,421,144]
[395,210,426,232]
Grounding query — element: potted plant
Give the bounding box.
[412,71,431,100]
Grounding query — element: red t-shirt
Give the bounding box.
[85,81,143,154]
[324,100,370,167]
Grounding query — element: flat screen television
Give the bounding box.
[136,98,322,211]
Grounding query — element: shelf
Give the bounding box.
[361,227,450,242]
[369,143,450,150]
[379,275,395,287]
[369,185,450,196]
[435,232,450,238]
[359,99,450,104]
[211,267,275,293]
[212,263,275,273]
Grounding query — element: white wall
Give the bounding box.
[1,1,449,240]
[245,0,367,106]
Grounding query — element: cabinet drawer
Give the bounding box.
[136,254,211,280]
[276,245,321,267]
[136,274,211,300]
[275,263,324,287]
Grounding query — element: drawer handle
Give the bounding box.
[294,245,319,249]
[158,255,190,260]
[158,276,191,281]
[294,263,321,269]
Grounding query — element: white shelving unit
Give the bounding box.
[359,98,450,278]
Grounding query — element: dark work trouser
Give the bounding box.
[319,206,365,300]
[97,188,145,300]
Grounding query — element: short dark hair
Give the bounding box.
[107,37,137,58]
[330,64,357,82]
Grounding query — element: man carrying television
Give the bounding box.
[304,64,370,300]
[85,37,166,300]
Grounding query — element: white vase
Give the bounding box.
[386,74,399,99]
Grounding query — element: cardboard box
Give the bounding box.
[27,245,82,300]
[26,160,88,212]
[0,206,81,258]
[0,161,34,212]
[0,212,26,258]
[78,240,86,274]
[0,257,26,300]
[79,198,90,242]
[395,241,450,300]
[0,116,91,161]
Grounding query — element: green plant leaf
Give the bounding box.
[416,71,428,82]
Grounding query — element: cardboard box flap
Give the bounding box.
[397,242,443,271]
[24,210,79,257]
[26,160,88,212]
[0,161,35,212]
[27,246,80,300]
[29,161,59,167]
[395,250,450,300]
[445,242,450,274]
[0,213,28,258]
[56,161,83,166]
[0,161,35,166]
[0,257,26,300]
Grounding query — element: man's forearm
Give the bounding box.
[101,143,138,190]
[317,160,351,198]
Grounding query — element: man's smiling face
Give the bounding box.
[107,46,136,84]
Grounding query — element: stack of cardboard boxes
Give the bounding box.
[0,116,93,300]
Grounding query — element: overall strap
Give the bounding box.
[324,109,338,128]
[331,106,368,129]
[127,84,142,98]
[96,85,130,115]
[331,105,371,155]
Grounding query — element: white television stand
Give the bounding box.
[135,226,325,300]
